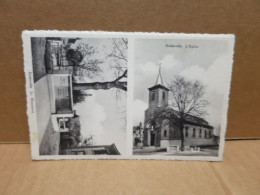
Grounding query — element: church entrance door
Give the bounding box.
[150,133,155,146]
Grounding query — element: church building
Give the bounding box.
[143,68,216,149]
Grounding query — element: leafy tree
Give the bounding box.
[66,49,83,65]
[73,90,92,104]
[66,43,103,79]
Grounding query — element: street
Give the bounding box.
[133,147,219,156]
[34,75,60,155]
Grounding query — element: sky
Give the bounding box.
[74,89,127,155]
[67,37,233,152]
[133,38,234,129]
[72,38,127,155]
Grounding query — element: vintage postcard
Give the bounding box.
[22,31,235,161]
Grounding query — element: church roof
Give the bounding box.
[148,64,169,91]
[156,66,164,85]
[148,84,169,91]
[184,114,212,128]
[180,112,213,129]
[153,108,213,129]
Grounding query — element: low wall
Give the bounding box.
[184,138,216,146]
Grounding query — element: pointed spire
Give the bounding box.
[155,61,164,85]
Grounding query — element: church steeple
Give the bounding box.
[155,63,164,85]
[147,63,169,109]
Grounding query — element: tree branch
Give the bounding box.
[73,81,127,91]
[73,70,128,91]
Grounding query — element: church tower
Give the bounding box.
[147,66,169,112]
[144,66,169,146]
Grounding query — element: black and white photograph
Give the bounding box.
[23,31,234,160]
[133,37,234,159]
[24,33,128,158]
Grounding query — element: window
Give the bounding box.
[163,130,167,137]
[205,131,207,138]
[173,129,177,138]
[193,128,196,137]
[151,91,155,100]
[185,126,189,137]
[58,88,62,95]
[209,130,212,139]
[162,92,165,100]
[199,129,202,138]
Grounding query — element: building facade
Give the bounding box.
[143,70,216,148]
[133,122,144,147]
[60,143,120,155]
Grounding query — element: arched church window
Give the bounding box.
[163,130,167,137]
[162,91,165,100]
[199,129,202,137]
[205,130,207,138]
[185,126,189,137]
[193,128,196,137]
[209,130,212,139]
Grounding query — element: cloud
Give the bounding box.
[74,90,106,144]
[133,99,148,126]
[137,61,157,76]
[74,89,127,154]
[134,54,183,100]
[177,54,232,125]
[134,61,157,100]
[179,54,231,95]
[206,54,232,94]
[134,54,183,124]
[161,54,181,72]
[180,65,207,84]
[133,39,233,127]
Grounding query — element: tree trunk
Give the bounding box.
[73,70,127,91]
[73,81,127,91]
[179,117,184,151]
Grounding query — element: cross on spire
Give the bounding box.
[155,61,164,85]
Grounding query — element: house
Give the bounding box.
[143,69,215,149]
[47,73,74,132]
[45,38,77,74]
[133,122,144,147]
[60,143,120,155]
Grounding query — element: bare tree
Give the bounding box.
[109,38,128,98]
[154,76,209,150]
[81,135,94,146]
[108,38,128,74]
[68,38,128,91]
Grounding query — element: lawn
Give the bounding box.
[39,118,60,155]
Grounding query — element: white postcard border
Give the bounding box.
[22,31,235,161]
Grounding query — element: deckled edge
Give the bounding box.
[218,35,236,161]
[22,31,34,160]
[22,30,235,39]
[21,30,235,161]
